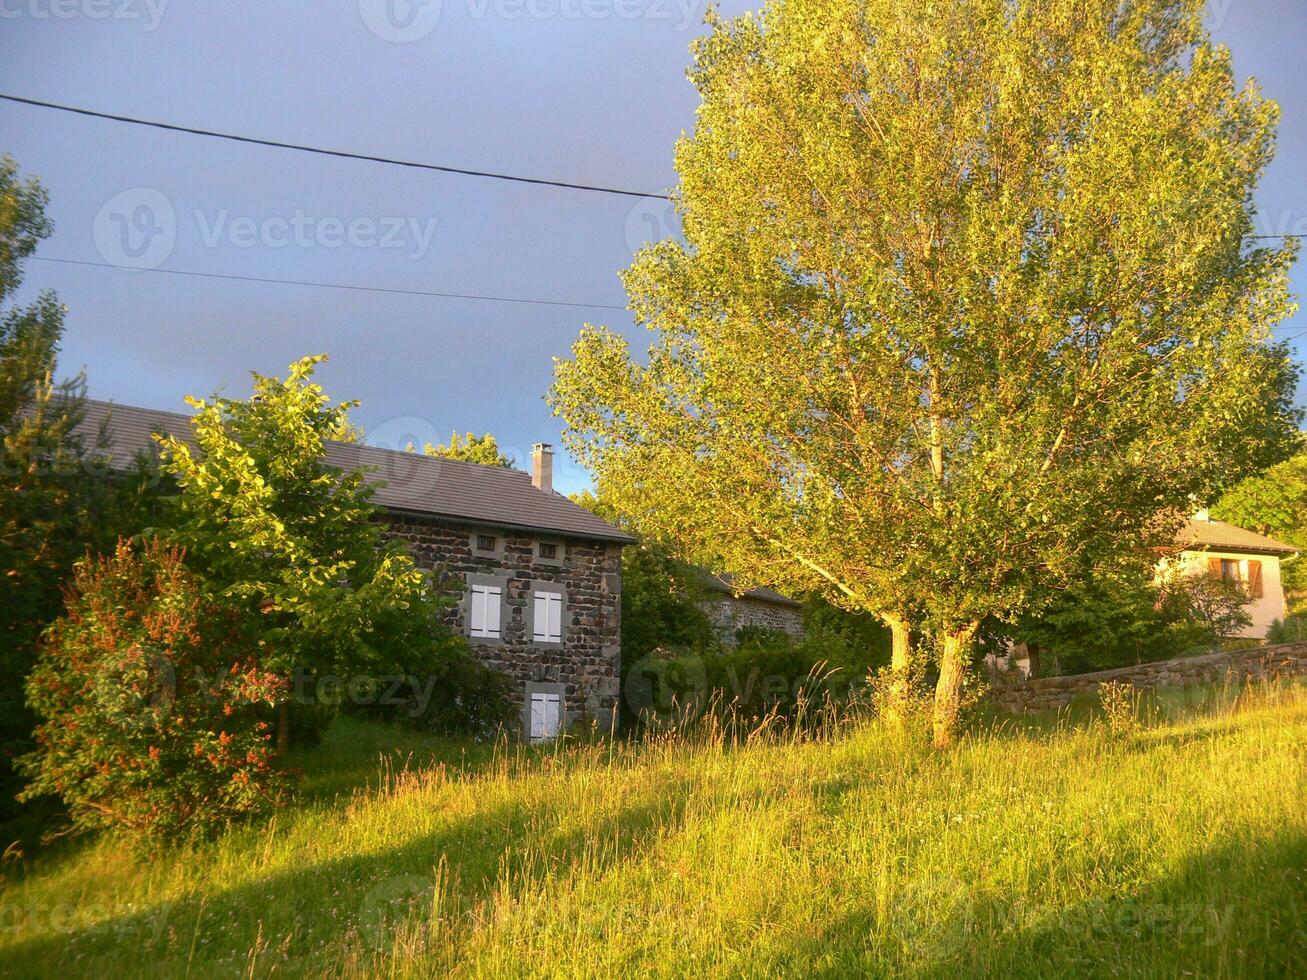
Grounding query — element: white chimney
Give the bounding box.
[531,442,554,492]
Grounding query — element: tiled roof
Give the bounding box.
[73,399,636,544]
[698,570,802,608]
[1176,517,1299,557]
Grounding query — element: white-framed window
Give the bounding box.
[469,583,502,639]
[529,689,563,742]
[532,591,563,644]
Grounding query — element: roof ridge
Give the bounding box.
[74,398,635,543]
[87,397,536,481]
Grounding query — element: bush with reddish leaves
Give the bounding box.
[18,539,288,844]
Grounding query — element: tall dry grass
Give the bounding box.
[0,679,1302,978]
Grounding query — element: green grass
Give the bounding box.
[1,685,1304,978]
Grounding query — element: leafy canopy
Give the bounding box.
[158,355,441,681]
[420,431,514,468]
[552,0,1299,644]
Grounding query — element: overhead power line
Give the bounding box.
[4,93,1306,246]
[0,93,671,201]
[30,256,629,311]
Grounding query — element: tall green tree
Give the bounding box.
[0,156,109,821]
[551,0,1300,746]
[420,431,514,468]
[158,356,448,750]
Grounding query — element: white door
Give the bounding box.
[529,691,562,742]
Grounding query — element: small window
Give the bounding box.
[538,542,557,559]
[476,534,496,552]
[533,591,563,643]
[529,690,562,742]
[1219,559,1240,582]
[469,583,502,639]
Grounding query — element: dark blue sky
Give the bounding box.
[2,0,1304,495]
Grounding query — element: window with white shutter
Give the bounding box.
[469,583,502,639]
[533,591,563,643]
[529,691,562,742]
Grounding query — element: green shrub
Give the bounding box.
[18,539,288,844]
[346,649,518,739]
[629,627,884,732]
[1009,558,1239,677]
[1267,613,1307,645]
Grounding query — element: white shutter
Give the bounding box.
[547,593,562,642]
[530,691,562,742]
[470,584,501,639]
[484,586,501,637]
[533,592,562,643]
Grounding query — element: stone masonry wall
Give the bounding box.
[380,514,622,732]
[700,595,805,646]
[991,642,1307,714]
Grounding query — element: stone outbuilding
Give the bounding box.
[695,571,805,645]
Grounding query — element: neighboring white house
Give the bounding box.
[1158,511,1298,639]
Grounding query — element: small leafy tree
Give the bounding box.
[1163,573,1252,642]
[18,539,287,843]
[158,356,446,749]
[551,0,1300,746]
[421,431,514,467]
[1212,444,1307,608]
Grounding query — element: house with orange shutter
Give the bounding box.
[1158,511,1299,638]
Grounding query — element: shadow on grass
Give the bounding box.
[0,763,698,978]
[286,713,504,804]
[761,831,1307,979]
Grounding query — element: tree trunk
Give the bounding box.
[881,612,913,732]
[1026,645,1042,679]
[277,700,290,758]
[932,624,978,749]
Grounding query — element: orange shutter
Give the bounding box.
[1246,560,1263,599]
[1207,558,1223,579]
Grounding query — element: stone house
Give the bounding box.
[696,572,805,644]
[1159,511,1298,639]
[74,399,636,740]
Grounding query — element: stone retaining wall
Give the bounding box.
[990,642,1307,714]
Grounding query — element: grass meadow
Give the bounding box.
[0,682,1303,978]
